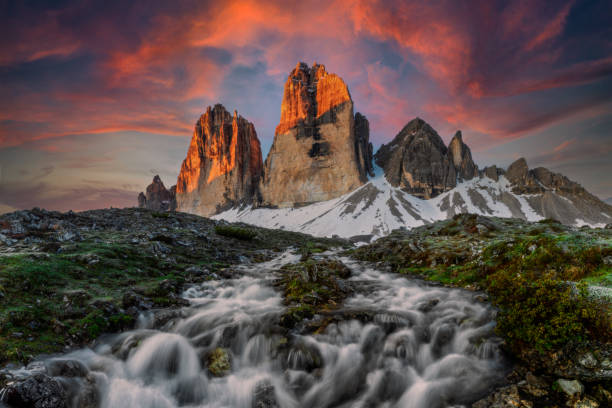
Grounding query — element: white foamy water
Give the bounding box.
[1,251,507,408]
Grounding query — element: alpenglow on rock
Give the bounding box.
[138,175,176,211]
[374,118,478,199]
[259,62,373,207]
[175,104,263,216]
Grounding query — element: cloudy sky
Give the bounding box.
[1,0,611,212]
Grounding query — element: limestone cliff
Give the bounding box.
[259,62,372,207]
[175,104,263,216]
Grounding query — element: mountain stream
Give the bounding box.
[1,251,508,408]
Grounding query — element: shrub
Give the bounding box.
[214,225,256,241]
[487,269,607,353]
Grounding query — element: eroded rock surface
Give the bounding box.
[259,62,372,207]
[176,104,263,216]
[375,118,477,199]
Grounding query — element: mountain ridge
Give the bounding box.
[138,62,611,237]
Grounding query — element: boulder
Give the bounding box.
[555,379,584,397]
[2,373,67,408]
[207,347,231,377]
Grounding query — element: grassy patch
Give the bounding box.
[214,225,257,241]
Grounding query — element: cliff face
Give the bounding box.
[375,118,478,199]
[175,104,263,216]
[138,175,176,211]
[259,62,372,207]
[448,131,479,181]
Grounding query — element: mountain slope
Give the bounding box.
[214,167,611,241]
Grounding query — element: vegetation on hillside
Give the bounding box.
[0,208,346,364]
[353,214,612,355]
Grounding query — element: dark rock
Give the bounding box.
[2,373,67,408]
[90,300,119,316]
[375,119,478,199]
[45,359,88,378]
[252,380,279,408]
[355,112,374,178]
[122,291,151,310]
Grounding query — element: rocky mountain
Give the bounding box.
[259,62,372,207]
[138,175,176,211]
[136,63,610,240]
[215,118,612,240]
[374,118,477,199]
[175,104,263,216]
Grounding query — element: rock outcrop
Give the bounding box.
[138,175,176,211]
[175,104,263,216]
[355,112,374,178]
[504,157,612,223]
[375,118,478,199]
[447,131,478,181]
[507,157,588,195]
[483,165,503,181]
[259,62,372,207]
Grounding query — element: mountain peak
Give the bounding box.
[448,131,478,181]
[138,175,176,211]
[506,157,529,185]
[260,61,371,207]
[175,104,263,216]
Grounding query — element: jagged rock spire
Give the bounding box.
[259,62,372,207]
[175,104,263,216]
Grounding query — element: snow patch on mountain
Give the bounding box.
[214,167,583,240]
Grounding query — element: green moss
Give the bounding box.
[487,271,607,353]
[214,225,257,241]
[278,259,350,328]
[207,347,231,377]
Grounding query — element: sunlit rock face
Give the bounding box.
[259,62,372,208]
[138,175,176,211]
[176,104,263,216]
[376,118,478,199]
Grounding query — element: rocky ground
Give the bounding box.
[0,207,345,367]
[353,213,612,407]
[0,209,611,407]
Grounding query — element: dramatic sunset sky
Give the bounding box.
[1,0,611,213]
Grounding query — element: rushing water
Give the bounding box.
[1,251,508,408]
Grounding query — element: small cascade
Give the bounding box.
[1,251,507,408]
